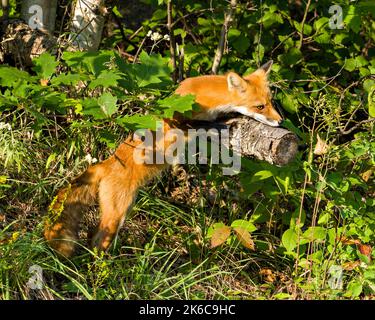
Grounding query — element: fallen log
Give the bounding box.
[189,116,299,166]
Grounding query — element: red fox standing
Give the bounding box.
[44,60,283,257]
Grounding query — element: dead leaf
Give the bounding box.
[40,79,49,86]
[358,244,372,259]
[259,268,276,283]
[338,236,361,245]
[314,134,329,155]
[342,260,361,270]
[233,226,255,250]
[210,225,231,248]
[361,168,374,182]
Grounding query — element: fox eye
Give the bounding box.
[256,105,265,110]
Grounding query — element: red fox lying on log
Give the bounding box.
[44,60,283,257]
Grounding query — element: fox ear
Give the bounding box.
[243,60,273,81]
[259,60,273,75]
[227,72,246,92]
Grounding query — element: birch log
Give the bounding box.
[190,117,299,166]
[70,0,105,51]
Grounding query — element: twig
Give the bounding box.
[171,8,215,28]
[133,36,146,64]
[111,10,139,51]
[302,62,346,93]
[180,13,201,45]
[129,26,143,41]
[211,0,237,75]
[298,0,311,50]
[257,0,263,66]
[167,0,178,82]
[339,118,375,136]
[177,44,184,82]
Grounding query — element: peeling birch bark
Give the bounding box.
[70,0,105,51]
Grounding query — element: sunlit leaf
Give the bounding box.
[233,226,255,250]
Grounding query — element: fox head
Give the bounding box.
[176,60,283,126]
[225,60,283,127]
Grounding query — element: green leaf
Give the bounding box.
[158,94,196,119]
[46,153,57,169]
[273,293,292,300]
[314,17,329,31]
[282,228,298,252]
[278,47,302,66]
[51,73,82,86]
[98,130,117,149]
[294,21,312,35]
[317,212,330,225]
[344,58,357,72]
[278,91,298,113]
[62,50,115,76]
[344,5,361,33]
[82,98,105,119]
[346,281,363,298]
[230,219,257,233]
[112,6,122,18]
[232,34,251,54]
[261,11,283,28]
[33,53,59,79]
[89,70,122,89]
[116,114,159,131]
[126,51,172,87]
[0,66,31,87]
[251,170,274,183]
[302,227,327,243]
[98,93,118,117]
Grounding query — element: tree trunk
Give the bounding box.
[21,0,57,33]
[70,0,105,51]
[1,0,9,20]
[190,117,299,166]
[211,0,237,74]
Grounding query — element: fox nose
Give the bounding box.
[278,119,284,126]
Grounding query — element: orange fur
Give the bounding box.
[44,62,281,257]
[176,61,282,126]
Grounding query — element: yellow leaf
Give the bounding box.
[211,225,231,248]
[361,168,373,182]
[233,226,255,250]
[40,79,49,86]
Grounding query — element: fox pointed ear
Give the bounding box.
[227,72,246,92]
[259,60,273,75]
[243,60,273,81]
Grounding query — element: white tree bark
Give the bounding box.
[21,0,57,33]
[70,0,105,51]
